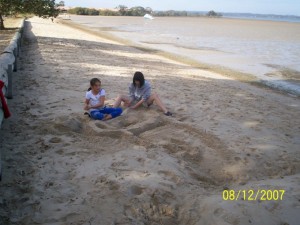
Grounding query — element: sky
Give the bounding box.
[63,0,300,16]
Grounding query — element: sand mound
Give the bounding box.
[53,115,84,134]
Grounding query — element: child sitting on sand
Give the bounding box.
[84,78,122,121]
[114,71,172,116]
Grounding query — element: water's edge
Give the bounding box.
[59,18,300,97]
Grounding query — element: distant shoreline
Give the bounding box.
[63,10,300,23]
[222,14,300,23]
[61,13,300,25]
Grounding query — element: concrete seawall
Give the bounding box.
[0,19,24,128]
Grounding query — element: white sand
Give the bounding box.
[0,17,299,225]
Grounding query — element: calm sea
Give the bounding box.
[69,15,300,95]
[222,13,300,23]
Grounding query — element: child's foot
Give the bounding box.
[164,111,173,116]
[84,112,91,118]
[102,114,112,121]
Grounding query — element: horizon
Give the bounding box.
[62,8,300,17]
[63,0,300,16]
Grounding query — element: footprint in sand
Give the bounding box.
[214,208,225,217]
[49,137,62,143]
[234,156,241,161]
[106,180,120,191]
[128,185,145,196]
[264,161,272,169]
[158,170,182,184]
[136,157,145,165]
[111,161,128,167]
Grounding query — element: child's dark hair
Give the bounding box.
[133,71,145,87]
[87,78,101,91]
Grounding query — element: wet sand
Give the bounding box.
[67,15,300,96]
[0,17,299,225]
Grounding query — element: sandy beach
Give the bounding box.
[0,17,299,224]
[0,18,23,52]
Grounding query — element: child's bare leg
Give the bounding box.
[102,114,112,121]
[147,92,168,113]
[113,95,131,107]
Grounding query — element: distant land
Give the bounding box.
[163,11,300,22]
[61,5,300,23]
[220,12,300,23]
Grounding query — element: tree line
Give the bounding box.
[0,1,222,30]
[68,5,153,17]
[68,5,222,18]
[154,10,222,17]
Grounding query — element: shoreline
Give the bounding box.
[58,20,259,83]
[59,17,300,97]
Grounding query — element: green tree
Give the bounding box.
[57,1,65,7]
[116,5,127,16]
[145,7,152,14]
[87,8,99,16]
[0,0,20,29]
[128,6,147,16]
[0,0,59,30]
[207,10,222,17]
[68,7,99,16]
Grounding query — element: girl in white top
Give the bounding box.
[84,78,122,121]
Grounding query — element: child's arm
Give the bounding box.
[131,83,151,109]
[131,98,144,109]
[89,96,105,109]
[129,84,135,102]
[84,99,90,110]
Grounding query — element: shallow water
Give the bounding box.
[70,15,300,95]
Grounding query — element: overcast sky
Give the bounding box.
[63,0,300,16]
